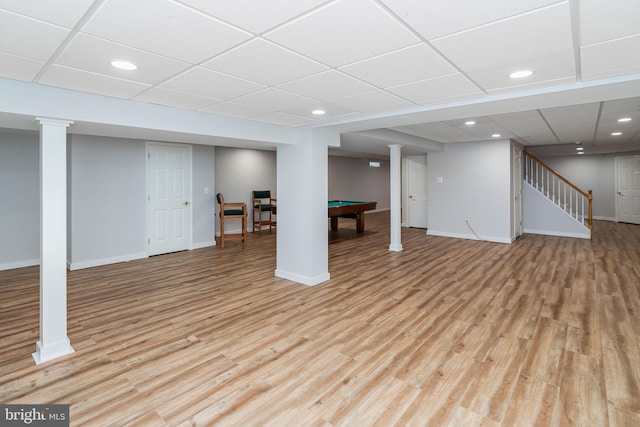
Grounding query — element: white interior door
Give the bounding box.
[147,142,192,256]
[616,155,640,224]
[407,155,428,228]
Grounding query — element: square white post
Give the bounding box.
[33,117,74,364]
[389,144,403,251]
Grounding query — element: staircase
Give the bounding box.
[523,152,592,239]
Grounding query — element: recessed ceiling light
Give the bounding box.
[578,152,584,155]
[576,147,584,151]
[465,120,476,125]
[492,133,501,138]
[618,117,632,122]
[312,109,325,115]
[611,132,622,136]
[509,70,534,79]
[111,60,137,70]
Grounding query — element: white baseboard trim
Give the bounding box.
[275,269,330,286]
[0,258,40,271]
[593,216,616,222]
[193,240,215,249]
[427,230,512,244]
[68,251,148,271]
[523,228,590,239]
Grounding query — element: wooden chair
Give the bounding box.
[216,193,247,248]
[252,190,276,232]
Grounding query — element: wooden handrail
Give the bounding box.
[524,151,593,235]
[524,151,589,198]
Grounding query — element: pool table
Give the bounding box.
[328,200,377,232]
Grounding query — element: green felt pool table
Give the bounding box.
[328,200,377,232]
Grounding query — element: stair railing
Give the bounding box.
[523,151,592,237]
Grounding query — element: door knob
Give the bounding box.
[618,192,622,195]
[183,201,191,206]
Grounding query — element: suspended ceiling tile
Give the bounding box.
[392,122,479,143]
[232,87,319,111]
[56,33,193,85]
[133,87,219,111]
[264,0,419,67]
[81,0,252,64]
[541,103,600,143]
[283,102,359,121]
[380,0,560,40]
[199,101,266,119]
[581,34,640,81]
[0,9,70,60]
[161,67,265,100]
[251,111,314,126]
[431,2,573,71]
[387,73,484,105]
[580,0,640,45]
[0,52,44,81]
[340,43,457,89]
[278,70,375,102]
[178,0,328,34]
[468,49,576,93]
[39,65,150,99]
[331,90,416,114]
[202,38,328,87]
[0,0,95,28]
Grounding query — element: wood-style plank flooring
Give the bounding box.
[1,212,640,426]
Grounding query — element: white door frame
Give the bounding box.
[406,155,429,228]
[146,141,193,256]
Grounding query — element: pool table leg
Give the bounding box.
[330,217,339,230]
[356,212,364,232]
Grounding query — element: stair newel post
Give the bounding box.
[588,189,593,233]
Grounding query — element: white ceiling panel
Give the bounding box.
[284,103,360,122]
[232,88,319,112]
[251,111,314,126]
[541,103,600,143]
[0,10,70,60]
[56,33,192,85]
[133,87,219,111]
[0,0,95,28]
[388,73,484,105]
[331,90,416,114]
[265,0,419,67]
[82,0,252,64]
[468,49,576,93]
[0,52,44,81]
[392,122,481,143]
[177,0,330,34]
[161,67,265,100]
[199,101,266,119]
[39,65,150,99]
[380,0,560,40]
[278,70,375,102]
[580,0,640,45]
[202,39,327,87]
[581,35,640,81]
[340,43,457,88]
[431,2,573,71]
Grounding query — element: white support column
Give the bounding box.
[33,117,74,364]
[275,128,338,286]
[389,144,403,251]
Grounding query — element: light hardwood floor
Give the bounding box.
[1,212,639,426]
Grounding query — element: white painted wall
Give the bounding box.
[0,129,216,271]
[0,130,40,270]
[522,182,590,238]
[328,156,390,210]
[427,140,513,243]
